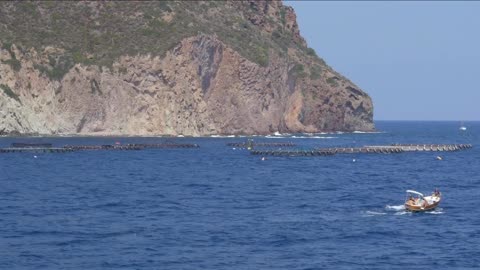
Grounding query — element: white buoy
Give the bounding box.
[436,156,443,160]
[261,157,266,161]
[33,155,37,158]
[352,159,356,162]
[233,147,236,150]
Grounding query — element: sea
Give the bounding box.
[0,121,479,269]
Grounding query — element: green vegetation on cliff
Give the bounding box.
[1,43,21,71]
[0,1,374,135]
[0,84,20,102]
[0,1,322,73]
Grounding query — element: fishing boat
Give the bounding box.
[404,189,441,212]
[459,121,467,131]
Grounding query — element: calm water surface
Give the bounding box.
[1,121,479,269]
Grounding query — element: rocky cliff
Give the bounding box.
[0,1,373,136]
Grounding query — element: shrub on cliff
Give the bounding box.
[0,84,21,102]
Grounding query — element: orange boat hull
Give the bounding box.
[405,197,441,212]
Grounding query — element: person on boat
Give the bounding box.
[407,195,415,205]
[432,188,440,197]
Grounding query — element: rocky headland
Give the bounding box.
[0,1,373,136]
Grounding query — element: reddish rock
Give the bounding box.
[0,1,373,136]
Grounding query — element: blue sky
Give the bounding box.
[286,1,480,121]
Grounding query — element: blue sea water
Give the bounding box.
[0,121,479,269]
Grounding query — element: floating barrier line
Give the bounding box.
[0,143,200,153]
[0,147,75,153]
[250,149,335,156]
[318,144,472,154]
[63,143,199,151]
[227,142,296,148]
[250,144,472,157]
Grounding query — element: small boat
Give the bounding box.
[459,121,467,131]
[404,189,441,212]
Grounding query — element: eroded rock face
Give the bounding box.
[0,2,373,136]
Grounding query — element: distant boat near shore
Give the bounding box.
[459,122,467,131]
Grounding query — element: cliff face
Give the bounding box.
[0,1,373,136]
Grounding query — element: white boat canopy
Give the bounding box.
[406,190,424,197]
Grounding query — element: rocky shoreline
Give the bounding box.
[0,1,374,136]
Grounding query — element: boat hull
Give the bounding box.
[405,195,441,212]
